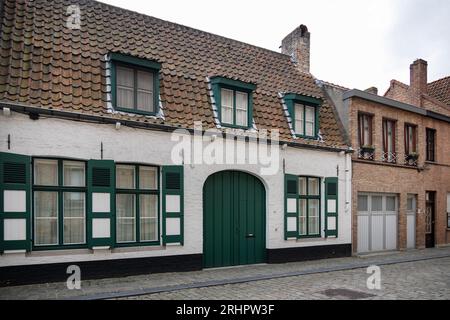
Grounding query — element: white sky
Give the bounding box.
[100,0,450,94]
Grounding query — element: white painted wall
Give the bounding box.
[0,112,351,266]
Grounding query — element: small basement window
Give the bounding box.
[110,53,161,115]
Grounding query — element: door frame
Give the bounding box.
[202,170,267,268]
[425,191,436,248]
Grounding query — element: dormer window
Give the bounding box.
[211,77,256,129]
[284,94,322,138]
[110,53,161,115]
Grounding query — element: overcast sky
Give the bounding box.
[100,0,450,93]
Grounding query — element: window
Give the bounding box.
[404,124,418,155]
[284,94,321,138]
[426,128,436,162]
[382,119,396,163]
[298,177,321,237]
[111,53,161,115]
[211,77,255,128]
[116,165,159,245]
[33,159,86,247]
[358,113,373,147]
[220,88,249,127]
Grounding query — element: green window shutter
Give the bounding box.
[162,166,184,245]
[325,177,338,238]
[284,174,298,239]
[0,152,32,253]
[87,160,115,248]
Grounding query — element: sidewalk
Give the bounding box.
[1,247,449,300]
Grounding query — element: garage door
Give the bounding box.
[203,171,266,268]
[357,193,398,253]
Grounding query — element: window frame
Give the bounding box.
[110,53,161,116]
[211,76,256,129]
[382,118,397,163]
[358,112,374,148]
[115,164,161,247]
[32,158,88,250]
[284,93,322,139]
[426,128,436,162]
[297,176,322,239]
[404,123,418,155]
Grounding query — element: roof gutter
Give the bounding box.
[343,89,450,123]
[0,101,352,154]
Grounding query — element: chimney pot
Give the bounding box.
[281,25,311,73]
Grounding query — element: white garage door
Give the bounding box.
[357,193,398,253]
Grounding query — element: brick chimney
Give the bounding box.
[281,25,310,73]
[410,59,428,96]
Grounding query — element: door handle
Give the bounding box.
[246,234,255,238]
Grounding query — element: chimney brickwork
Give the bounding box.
[281,25,310,73]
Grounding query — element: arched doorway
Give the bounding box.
[203,171,266,268]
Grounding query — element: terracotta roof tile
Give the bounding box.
[0,0,347,149]
[428,76,450,107]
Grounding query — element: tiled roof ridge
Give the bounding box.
[316,79,350,92]
[94,0,294,63]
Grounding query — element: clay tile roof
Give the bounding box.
[0,0,347,149]
[428,76,450,107]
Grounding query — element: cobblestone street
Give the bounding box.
[0,248,449,300]
[121,257,450,300]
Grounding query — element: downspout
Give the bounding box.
[345,150,352,215]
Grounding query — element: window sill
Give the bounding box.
[115,107,159,117]
[112,245,165,254]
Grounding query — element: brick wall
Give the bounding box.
[349,97,450,253]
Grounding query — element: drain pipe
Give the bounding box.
[345,150,352,214]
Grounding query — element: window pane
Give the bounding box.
[371,196,383,211]
[295,104,304,134]
[221,89,233,124]
[363,115,371,146]
[308,199,320,235]
[139,166,158,190]
[34,159,58,186]
[308,178,320,196]
[236,91,248,127]
[299,177,307,196]
[137,70,153,91]
[116,194,136,242]
[140,194,158,241]
[407,196,415,211]
[305,106,315,136]
[299,199,307,236]
[63,161,85,187]
[386,196,396,211]
[116,165,135,189]
[358,195,368,211]
[35,191,58,245]
[137,91,154,112]
[236,92,248,111]
[117,66,135,109]
[63,192,85,244]
[137,70,154,112]
[235,91,248,126]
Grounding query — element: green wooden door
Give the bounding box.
[203,171,266,268]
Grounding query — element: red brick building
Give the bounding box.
[322,60,450,253]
